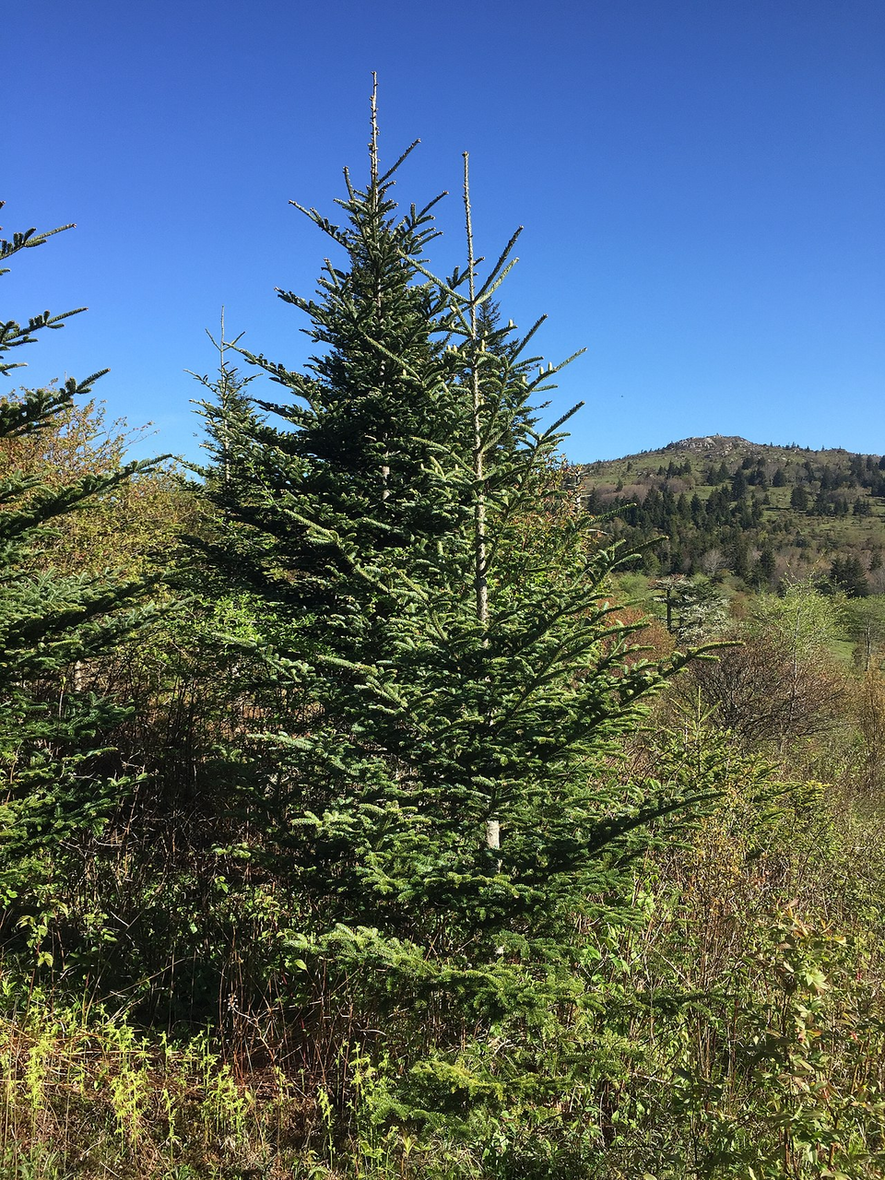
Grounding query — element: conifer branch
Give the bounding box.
[476,226,523,298]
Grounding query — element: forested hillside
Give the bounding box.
[2,133,885,1180]
[579,436,885,593]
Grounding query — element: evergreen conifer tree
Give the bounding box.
[0,208,162,923]
[194,110,711,1121]
[189,310,258,495]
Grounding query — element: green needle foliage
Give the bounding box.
[0,205,163,927]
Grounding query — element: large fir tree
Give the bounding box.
[194,100,712,1122]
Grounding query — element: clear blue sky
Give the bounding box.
[5,0,883,462]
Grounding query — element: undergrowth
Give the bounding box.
[2,772,885,1178]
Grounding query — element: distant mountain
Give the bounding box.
[575,437,885,594]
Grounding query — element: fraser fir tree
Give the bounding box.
[195,105,709,1124]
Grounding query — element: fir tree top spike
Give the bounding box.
[370,72,379,191]
[462,154,478,331]
[369,74,422,190]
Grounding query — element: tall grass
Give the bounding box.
[0,982,308,1178]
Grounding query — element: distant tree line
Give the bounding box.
[581,449,885,592]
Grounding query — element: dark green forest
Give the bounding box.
[2,130,884,1180]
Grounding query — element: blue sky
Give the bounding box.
[4,0,883,462]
